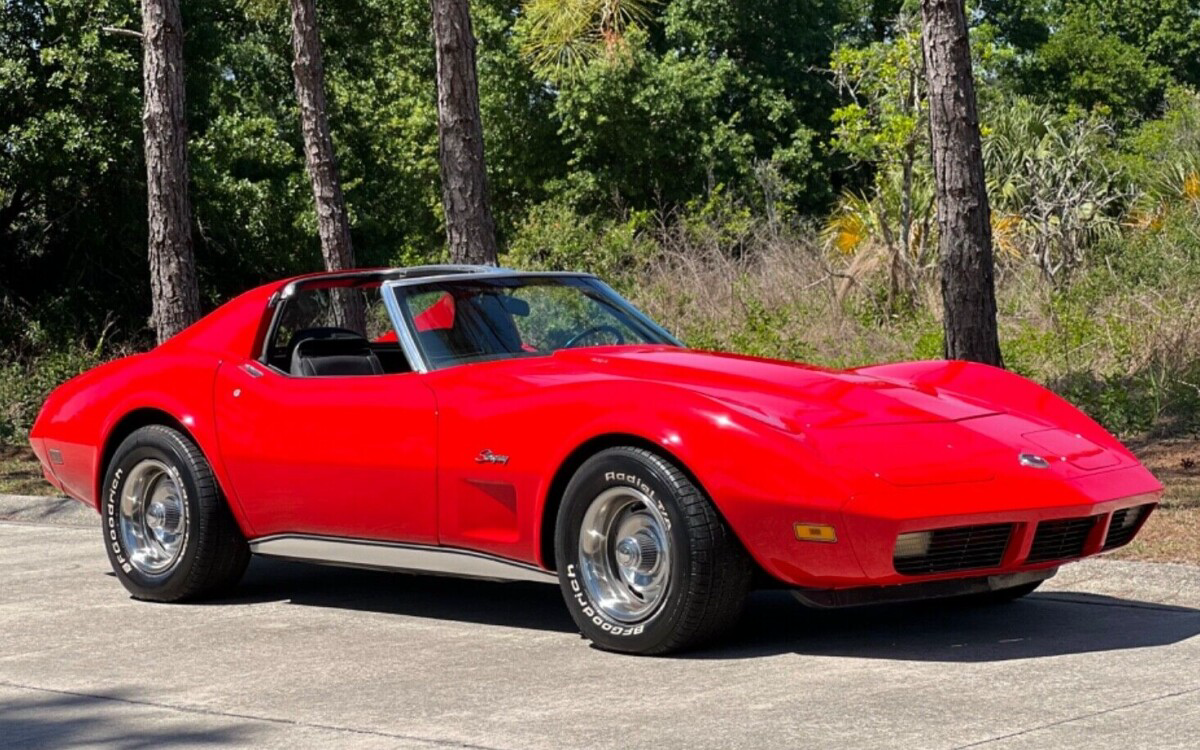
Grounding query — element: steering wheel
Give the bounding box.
[563,325,626,349]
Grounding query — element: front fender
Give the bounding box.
[536,383,867,585]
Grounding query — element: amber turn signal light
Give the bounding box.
[794,523,837,543]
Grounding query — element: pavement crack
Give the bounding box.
[950,684,1200,749]
[0,678,511,750]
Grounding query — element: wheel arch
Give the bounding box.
[95,407,251,536]
[537,432,727,572]
[99,409,186,477]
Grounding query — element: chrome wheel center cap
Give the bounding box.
[146,501,167,532]
[615,537,641,569]
[145,497,182,539]
[616,533,659,574]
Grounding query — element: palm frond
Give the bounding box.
[519,0,656,80]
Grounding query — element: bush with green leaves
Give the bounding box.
[503,196,655,278]
[0,345,116,444]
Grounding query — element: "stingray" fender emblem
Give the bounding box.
[475,449,510,465]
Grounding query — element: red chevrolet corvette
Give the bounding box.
[31,266,1161,654]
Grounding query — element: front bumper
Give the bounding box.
[792,569,1055,608]
[743,465,1161,589]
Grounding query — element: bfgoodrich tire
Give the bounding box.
[101,425,249,601]
[554,447,752,655]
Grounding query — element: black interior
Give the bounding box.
[269,327,411,377]
[289,336,384,377]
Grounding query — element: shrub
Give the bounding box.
[503,196,656,279]
[0,344,114,444]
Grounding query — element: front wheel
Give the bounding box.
[554,447,752,655]
[101,425,249,602]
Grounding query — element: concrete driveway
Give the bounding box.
[2,496,1199,749]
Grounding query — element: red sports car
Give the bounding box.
[31,266,1161,654]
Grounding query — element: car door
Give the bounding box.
[213,359,439,543]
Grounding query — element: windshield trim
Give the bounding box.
[380,272,681,373]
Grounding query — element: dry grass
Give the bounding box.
[1115,440,1200,565]
[0,443,56,497]
[630,228,935,368]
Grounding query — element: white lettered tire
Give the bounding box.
[101,425,249,601]
[554,447,752,654]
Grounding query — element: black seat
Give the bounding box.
[290,336,384,377]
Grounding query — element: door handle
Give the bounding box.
[240,363,264,378]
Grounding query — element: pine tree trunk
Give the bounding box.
[431,0,499,265]
[142,0,201,344]
[920,0,1003,366]
[289,0,365,332]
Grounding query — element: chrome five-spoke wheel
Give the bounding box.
[119,459,188,575]
[578,486,672,623]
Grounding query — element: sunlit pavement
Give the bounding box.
[2,497,1199,749]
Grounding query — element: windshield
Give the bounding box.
[389,275,679,370]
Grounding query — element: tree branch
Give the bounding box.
[101,26,143,40]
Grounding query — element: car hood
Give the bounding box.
[553,346,1002,430]
[552,347,1133,485]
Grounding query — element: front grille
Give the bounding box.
[1027,517,1098,563]
[893,523,1014,575]
[1103,505,1151,550]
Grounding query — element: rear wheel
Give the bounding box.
[101,425,249,601]
[554,447,752,655]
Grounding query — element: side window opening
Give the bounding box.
[262,284,412,377]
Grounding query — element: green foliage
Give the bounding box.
[517,0,656,79]
[1119,87,1200,212]
[1,0,147,345]
[1026,7,1167,123]
[533,0,844,216]
[978,0,1200,124]
[829,20,924,167]
[998,200,1200,436]
[0,344,114,443]
[504,196,654,277]
[826,15,934,309]
[983,97,1125,279]
[5,0,1200,445]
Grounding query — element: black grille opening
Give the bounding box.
[1027,517,1098,563]
[1103,504,1152,550]
[893,523,1014,576]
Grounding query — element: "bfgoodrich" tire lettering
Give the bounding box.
[565,564,645,637]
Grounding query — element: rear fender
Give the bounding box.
[33,353,254,537]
